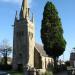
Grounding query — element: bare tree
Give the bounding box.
[0,40,12,65]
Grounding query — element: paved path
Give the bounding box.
[55,71,68,75]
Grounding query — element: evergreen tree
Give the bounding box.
[41,2,66,61]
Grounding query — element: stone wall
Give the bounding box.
[13,17,35,69]
[24,67,46,75]
[42,56,54,69]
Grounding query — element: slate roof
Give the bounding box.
[35,43,48,57]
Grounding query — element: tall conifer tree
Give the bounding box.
[41,2,66,61]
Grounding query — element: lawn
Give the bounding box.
[10,72,23,75]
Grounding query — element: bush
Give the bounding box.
[0,64,12,70]
[53,64,67,73]
[9,71,23,75]
[47,63,54,71]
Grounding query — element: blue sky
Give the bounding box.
[0,0,75,61]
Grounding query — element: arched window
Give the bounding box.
[16,31,24,37]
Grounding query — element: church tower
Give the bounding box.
[13,0,35,70]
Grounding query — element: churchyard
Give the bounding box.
[0,0,74,75]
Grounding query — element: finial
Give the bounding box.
[32,13,34,23]
[15,10,18,20]
[16,11,18,17]
[20,6,24,19]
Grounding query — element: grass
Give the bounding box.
[10,73,23,75]
[10,72,23,75]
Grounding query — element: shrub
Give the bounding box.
[0,64,12,70]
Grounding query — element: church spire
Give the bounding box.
[20,0,29,19]
[15,11,18,20]
[14,11,18,23]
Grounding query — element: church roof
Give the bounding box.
[35,43,48,57]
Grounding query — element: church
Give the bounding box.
[12,0,53,71]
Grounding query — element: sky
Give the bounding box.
[0,0,75,61]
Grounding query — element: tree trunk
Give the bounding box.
[4,56,7,65]
[53,57,58,73]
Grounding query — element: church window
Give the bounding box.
[17,31,24,37]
